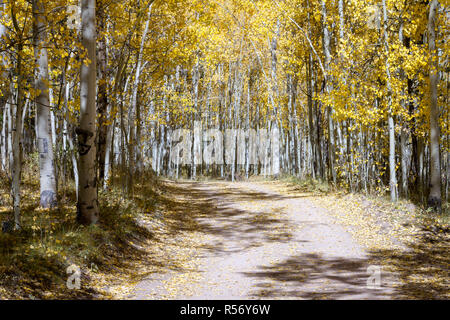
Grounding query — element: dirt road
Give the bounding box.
[131,181,398,299]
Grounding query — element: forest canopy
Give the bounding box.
[0,0,448,228]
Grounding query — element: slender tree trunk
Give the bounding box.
[307,54,315,178]
[10,3,25,230]
[104,51,127,190]
[96,0,108,183]
[103,105,113,189]
[130,3,152,179]
[270,20,280,177]
[246,66,251,179]
[322,0,336,184]
[382,0,398,202]
[0,3,11,173]
[33,0,57,208]
[1,106,7,172]
[192,60,201,179]
[150,95,157,173]
[7,101,13,177]
[400,127,408,197]
[12,85,23,230]
[0,16,9,174]
[76,0,99,224]
[399,22,409,198]
[291,75,301,177]
[427,0,442,212]
[121,74,131,193]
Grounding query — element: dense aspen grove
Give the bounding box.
[0,0,448,229]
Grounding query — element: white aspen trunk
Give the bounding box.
[427,0,442,211]
[232,66,243,181]
[150,97,158,172]
[346,120,353,190]
[336,0,347,167]
[122,74,130,192]
[245,67,251,179]
[272,124,280,177]
[264,119,271,177]
[217,64,225,178]
[291,76,301,177]
[158,76,170,176]
[286,74,294,175]
[400,127,408,197]
[11,69,24,231]
[12,89,23,230]
[165,110,171,177]
[21,96,29,138]
[398,22,409,198]
[225,61,233,179]
[306,53,316,179]
[295,115,302,177]
[7,101,13,175]
[65,116,79,199]
[287,74,295,174]
[64,78,79,198]
[10,2,25,229]
[105,54,127,189]
[192,61,200,179]
[50,93,56,146]
[103,105,114,190]
[113,126,120,169]
[76,0,98,224]
[33,0,58,208]
[131,3,152,176]
[205,79,213,175]
[270,20,280,177]
[382,0,398,202]
[193,120,201,179]
[254,99,259,176]
[157,124,165,176]
[0,8,9,173]
[96,2,109,183]
[322,0,336,183]
[1,106,7,172]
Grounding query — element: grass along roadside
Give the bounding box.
[0,156,171,299]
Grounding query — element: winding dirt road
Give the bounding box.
[131,181,398,299]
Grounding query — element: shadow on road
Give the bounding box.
[154,180,449,300]
[158,181,296,252]
[241,252,382,299]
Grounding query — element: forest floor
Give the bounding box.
[126,179,449,300]
[0,173,448,299]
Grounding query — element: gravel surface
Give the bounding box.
[132,181,397,299]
